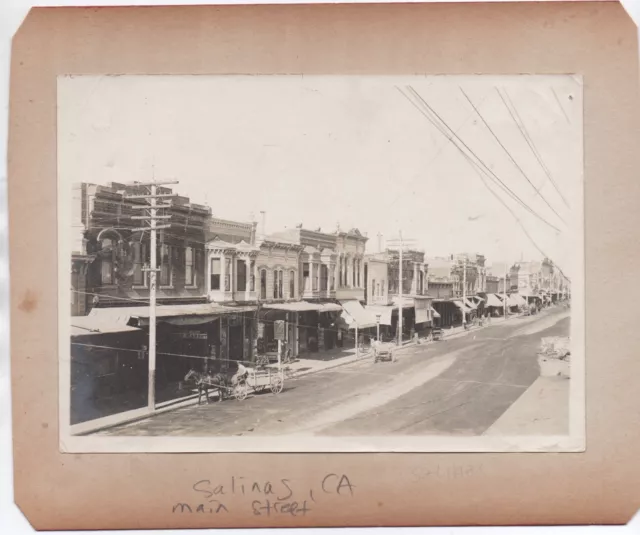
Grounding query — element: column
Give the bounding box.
[294,313,299,357]
[220,252,226,293]
[309,261,314,293]
[412,263,418,294]
[245,257,251,295]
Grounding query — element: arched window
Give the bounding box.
[289,270,295,298]
[273,269,284,299]
[260,269,267,300]
[101,238,115,285]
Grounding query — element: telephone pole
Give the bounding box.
[126,180,178,412]
[462,256,467,327]
[387,232,418,347]
[503,263,508,319]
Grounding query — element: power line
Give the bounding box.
[497,87,570,208]
[459,87,566,226]
[400,85,562,234]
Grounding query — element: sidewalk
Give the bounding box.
[483,375,569,436]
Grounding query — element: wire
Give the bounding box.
[400,85,562,234]
[459,87,566,226]
[396,85,570,283]
[497,87,570,208]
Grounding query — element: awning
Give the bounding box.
[364,305,394,326]
[70,314,141,337]
[88,303,257,327]
[464,298,477,310]
[316,302,343,313]
[430,307,441,318]
[263,302,323,312]
[453,300,465,310]
[339,300,378,329]
[507,294,527,307]
[485,294,504,307]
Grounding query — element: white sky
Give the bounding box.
[58,74,583,275]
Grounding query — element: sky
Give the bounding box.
[58,74,583,276]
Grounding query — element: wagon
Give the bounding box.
[431,328,444,341]
[232,366,285,400]
[373,342,395,363]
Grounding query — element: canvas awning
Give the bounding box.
[70,314,141,337]
[453,300,465,310]
[364,305,394,326]
[485,294,504,307]
[88,303,257,327]
[464,298,477,309]
[316,302,343,313]
[430,307,441,319]
[263,302,323,312]
[339,300,378,329]
[507,294,527,307]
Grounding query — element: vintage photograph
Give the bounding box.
[58,74,584,452]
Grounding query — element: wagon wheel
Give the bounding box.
[234,383,248,401]
[270,375,284,394]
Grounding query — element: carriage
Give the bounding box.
[373,341,396,363]
[233,366,285,401]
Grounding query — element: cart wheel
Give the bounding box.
[270,375,284,394]
[234,383,248,401]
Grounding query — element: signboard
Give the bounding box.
[172,331,208,340]
[258,322,265,339]
[415,299,430,324]
[274,320,285,340]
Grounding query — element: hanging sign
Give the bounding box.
[258,322,265,338]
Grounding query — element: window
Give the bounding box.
[260,269,267,299]
[101,238,115,285]
[382,280,385,297]
[160,244,172,287]
[250,261,256,291]
[273,270,283,299]
[352,260,356,288]
[210,258,221,290]
[356,260,361,287]
[289,270,295,298]
[377,283,381,297]
[236,259,247,292]
[133,242,147,286]
[320,265,328,291]
[185,246,195,286]
[372,279,376,298]
[303,263,310,291]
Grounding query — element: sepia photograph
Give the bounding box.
[58,74,584,452]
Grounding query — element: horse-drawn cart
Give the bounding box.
[373,341,395,363]
[233,366,285,401]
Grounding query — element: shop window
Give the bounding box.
[185,246,195,287]
[210,258,221,290]
[260,269,267,299]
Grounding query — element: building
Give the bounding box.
[364,252,390,306]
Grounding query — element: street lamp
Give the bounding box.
[376,314,381,342]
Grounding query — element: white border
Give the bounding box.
[57,73,585,454]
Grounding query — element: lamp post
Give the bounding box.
[376,314,381,342]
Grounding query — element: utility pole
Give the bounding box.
[462,256,467,327]
[387,233,418,347]
[503,263,508,319]
[126,180,178,412]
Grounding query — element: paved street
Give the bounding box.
[96,306,569,437]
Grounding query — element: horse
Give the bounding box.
[183,369,230,405]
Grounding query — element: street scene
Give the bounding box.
[98,305,570,437]
[60,74,582,449]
